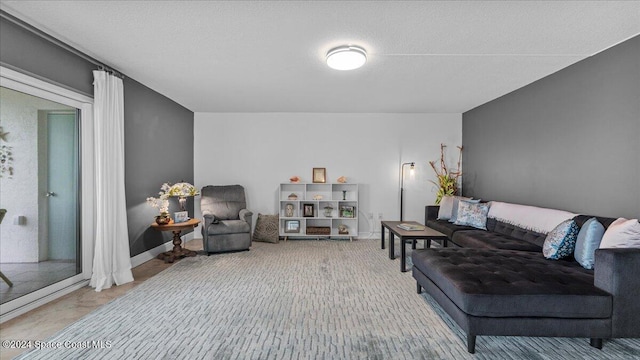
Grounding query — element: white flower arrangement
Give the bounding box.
[146,195,169,215]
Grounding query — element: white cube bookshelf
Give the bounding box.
[279,183,358,241]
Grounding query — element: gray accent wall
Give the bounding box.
[462,36,639,219]
[124,79,194,256]
[1,15,195,257]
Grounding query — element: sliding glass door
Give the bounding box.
[0,67,93,320]
[0,87,80,305]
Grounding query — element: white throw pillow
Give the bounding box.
[600,218,640,249]
[437,196,456,220]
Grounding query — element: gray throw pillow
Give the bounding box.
[252,214,279,243]
[574,217,605,269]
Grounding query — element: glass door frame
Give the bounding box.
[0,66,95,322]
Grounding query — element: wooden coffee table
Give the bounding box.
[151,218,200,263]
[381,220,448,272]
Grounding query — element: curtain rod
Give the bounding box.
[1,10,125,79]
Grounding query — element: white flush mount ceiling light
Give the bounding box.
[326,45,367,70]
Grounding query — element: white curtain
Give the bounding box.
[89,70,134,291]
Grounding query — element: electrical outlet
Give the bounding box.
[377,213,383,220]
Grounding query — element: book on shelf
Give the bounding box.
[397,223,426,231]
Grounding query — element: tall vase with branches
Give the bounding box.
[429,143,463,204]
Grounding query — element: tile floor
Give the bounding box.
[0,239,202,360]
[1,261,79,304]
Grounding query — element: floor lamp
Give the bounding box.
[400,162,415,221]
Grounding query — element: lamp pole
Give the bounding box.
[400,162,415,221]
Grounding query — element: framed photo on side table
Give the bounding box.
[174,211,189,223]
[285,220,300,233]
[312,168,326,183]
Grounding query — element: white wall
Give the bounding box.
[194,113,461,237]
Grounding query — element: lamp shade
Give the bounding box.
[167,182,199,197]
[326,46,367,70]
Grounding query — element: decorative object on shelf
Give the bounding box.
[303,203,315,217]
[306,226,330,235]
[313,194,323,200]
[290,176,300,183]
[429,143,463,205]
[285,203,294,217]
[312,167,326,183]
[340,205,355,218]
[324,205,334,217]
[288,193,298,200]
[337,176,347,183]
[284,220,300,233]
[399,162,415,221]
[342,190,347,200]
[338,224,349,235]
[0,126,13,178]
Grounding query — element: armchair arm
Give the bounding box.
[239,209,253,224]
[203,213,219,230]
[594,248,640,337]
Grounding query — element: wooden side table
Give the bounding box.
[151,218,201,263]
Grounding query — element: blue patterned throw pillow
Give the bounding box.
[574,217,605,269]
[543,219,579,260]
[453,201,489,230]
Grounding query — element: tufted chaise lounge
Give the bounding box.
[412,204,640,353]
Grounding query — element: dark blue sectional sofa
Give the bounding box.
[411,205,640,353]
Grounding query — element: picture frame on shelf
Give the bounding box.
[285,220,300,233]
[174,211,189,223]
[303,203,315,217]
[340,205,355,218]
[312,167,326,183]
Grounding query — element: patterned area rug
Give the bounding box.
[16,240,640,359]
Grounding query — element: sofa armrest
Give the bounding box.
[594,248,640,337]
[425,205,440,223]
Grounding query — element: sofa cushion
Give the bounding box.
[489,218,548,247]
[207,220,251,235]
[412,248,612,318]
[451,230,542,252]
[426,219,477,239]
[574,217,605,269]
[543,220,580,260]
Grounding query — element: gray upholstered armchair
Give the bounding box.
[200,185,253,254]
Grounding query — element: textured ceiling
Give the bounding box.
[1,1,639,113]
